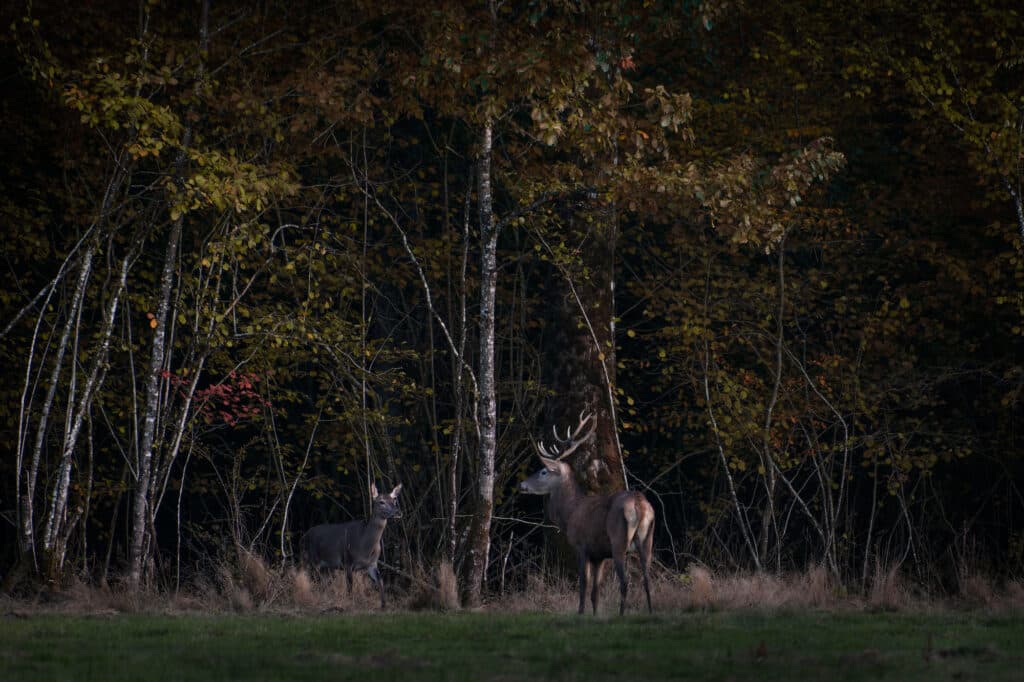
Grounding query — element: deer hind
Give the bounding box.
[301,482,402,608]
[519,412,655,615]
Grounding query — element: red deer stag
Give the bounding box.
[518,413,654,615]
[301,482,402,608]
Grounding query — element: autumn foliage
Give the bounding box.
[1,0,1022,599]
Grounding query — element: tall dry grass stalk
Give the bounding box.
[238,549,271,603]
[289,567,317,608]
[434,559,460,611]
[867,561,911,611]
[408,559,460,611]
[688,565,714,609]
[958,572,998,609]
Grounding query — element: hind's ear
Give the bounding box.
[370,482,379,499]
[390,483,402,497]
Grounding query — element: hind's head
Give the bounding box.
[370,482,402,519]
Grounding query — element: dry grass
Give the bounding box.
[0,550,402,615]
[407,559,461,611]
[435,560,460,610]
[207,547,392,613]
[4,555,1023,616]
[289,567,317,608]
[490,562,901,614]
[958,571,999,609]
[866,562,913,611]
[643,563,843,612]
[7,576,171,615]
[1006,580,1024,610]
[497,572,577,613]
[954,570,1024,613]
[689,565,715,608]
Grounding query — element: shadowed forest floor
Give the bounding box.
[2,610,1023,681]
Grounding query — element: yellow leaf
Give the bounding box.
[149,318,158,329]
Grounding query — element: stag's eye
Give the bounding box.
[541,470,548,476]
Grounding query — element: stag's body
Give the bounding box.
[519,415,655,615]
[301,483,401,608]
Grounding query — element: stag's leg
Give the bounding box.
[591,560,608,615]
[577,552,592,615]
[368,564,385,608]
[613,554,628,616]
[640,563,652,614]
[640,526,654,613]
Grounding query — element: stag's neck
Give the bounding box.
[547,474,586,530]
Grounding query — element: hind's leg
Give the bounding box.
[368,564,385,609]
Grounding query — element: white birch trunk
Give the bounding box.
[127,0,208,588]
[19,242,96,563]
[41,248,132,574]
[464,119,497,606]
[128,215,183,587]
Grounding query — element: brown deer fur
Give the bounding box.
[520,455,655,615]
[301,483,401,608]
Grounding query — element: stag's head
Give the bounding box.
[519,455,572,495]
[518,412,596,497]
[370,482,403,519]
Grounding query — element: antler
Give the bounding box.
[536,411,596,461]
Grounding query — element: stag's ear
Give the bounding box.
[390,483,402,497]
[539,455,561,473]
[370,482,379,499]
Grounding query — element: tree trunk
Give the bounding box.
[42,246,132,578]
[544,217,624,495]
[463,120,496,607]
[127,0,208,589]
[19,240,96,568]
[448,186,472,564]
[128,214,183,588]
[759,238,786,570]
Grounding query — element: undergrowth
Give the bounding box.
[3,550,1023,616]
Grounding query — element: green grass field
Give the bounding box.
[2,610,1022,681]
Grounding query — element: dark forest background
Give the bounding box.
[2,0,1022,602]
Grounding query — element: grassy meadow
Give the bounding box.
[2,609,1023,681]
